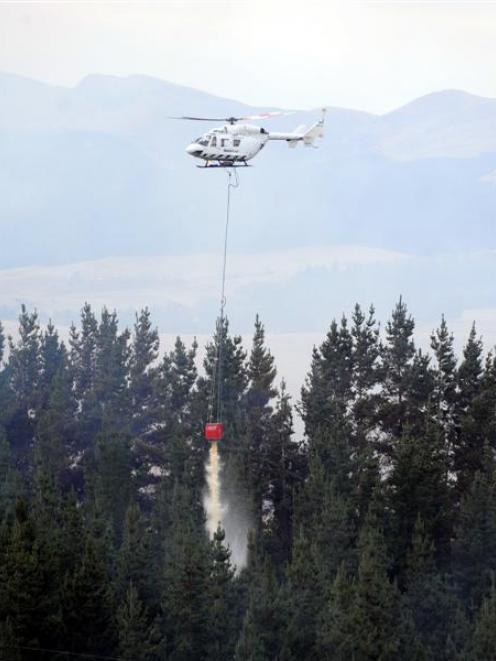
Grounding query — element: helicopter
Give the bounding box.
[172,109,326,167]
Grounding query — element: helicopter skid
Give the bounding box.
[197,162,252,169]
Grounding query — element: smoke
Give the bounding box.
[203,442,252,570]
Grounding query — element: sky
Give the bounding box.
[1,0,496,113]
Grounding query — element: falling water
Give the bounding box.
[205,442,222,536]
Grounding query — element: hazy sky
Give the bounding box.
[1,0,496,113]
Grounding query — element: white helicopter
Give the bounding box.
[172,109,326,167]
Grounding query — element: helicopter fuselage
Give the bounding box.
[184,110,326,166]
[186,124,270,165]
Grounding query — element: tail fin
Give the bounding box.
[302,108,326,147]
[287,108,326,148]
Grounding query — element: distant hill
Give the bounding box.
[1,72,495,268]
[0,72,495,368]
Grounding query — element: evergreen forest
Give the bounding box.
[1,299,496,660]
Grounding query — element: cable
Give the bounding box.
[209,168,239,423]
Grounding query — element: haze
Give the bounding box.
[2,0,496,114]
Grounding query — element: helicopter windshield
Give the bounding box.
[195,136,209,146]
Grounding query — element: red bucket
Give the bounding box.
[204,422,224,442]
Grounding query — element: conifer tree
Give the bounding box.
[245,316,278,524]
[349,508,400,660]
[380,297,416,441]
[318,563,355,661]
[0,498,63,655]
[70,302,98,403]
[452,451,496,610]
[159,336,198,434]
[116,502,156,608]
[0,321,4,365]
[430,315,458,439]
[263,382,302,562]
[351,304,380,434]
[91,431,133,541]
[36,363,77,483]
[130,307,159,436]
[470,581,496,660]
[235,557,284,661]
[117,581,154,661]
[280,530,327,660]
[455,323,485,492]
[402,517,460,658]
[8,305,41,410]
[64,532,116,656]
[161,483,212,661]
[38,320,67,404]
[59,488,84,576]
[94,307,131,430]
[301,316,354,439]
[387,424,451,577]
[207,526,240,661]
[202,317,248,430]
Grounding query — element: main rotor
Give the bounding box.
[169,111,292,125]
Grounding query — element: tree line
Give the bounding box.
[0,299,496,660]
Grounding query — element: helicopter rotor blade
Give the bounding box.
[168,111,295,124]
[168,116,228,122]
[239,111,294,121]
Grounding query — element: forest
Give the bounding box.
[0,299,496,660]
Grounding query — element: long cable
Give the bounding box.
[209,168,239,423]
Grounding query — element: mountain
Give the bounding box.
[0,73,495,369]
[1,73,496,267]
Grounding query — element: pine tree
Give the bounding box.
[202,317,248,431]
[402,517,461,659]
[59,488,84,576]
[38,320,67,406]
[455,323,485,493]
[380,297,416,441]
[430,316,458,439]
[90,430,134,541]
[245,316,278,526]
[406,349,434,435]
[116,502,156,608]
[301,316,354,439]
[0,498,63,655]
[8,305,42,411]
[470,580,496,660]
[207,526,240,661]
[280,530,327,660]
[64,532,116,656]
[351,304,380,434]
[117,582,154,661]
[235,557,284,661]
[452,450,496,610]
[94,307,131,431]
[70,302,98,403]
[161,484,212,661]
[0,321,4,365]
[318,563,355,661]
[387,424,451,578]
[263,382,302,563]
[130,307,159,436]
[35,342,77,482]
[349,509,400,660]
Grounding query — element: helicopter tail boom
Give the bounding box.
[267,108,326,147]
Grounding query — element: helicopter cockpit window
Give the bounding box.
[211,136,217,147]
[196,136,209,146]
